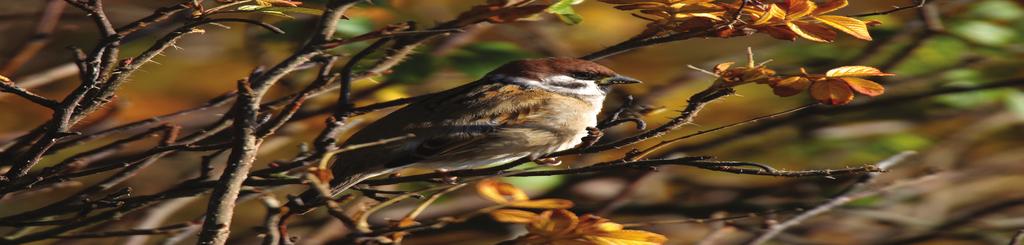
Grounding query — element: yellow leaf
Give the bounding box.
[584,230,668,245]
[814,15,872,41]
[490,209,538,224]
[842,77,885,96]
[825,66,895,77]
[508,199,576,209]
[754,4,786,25]
[476,179,529,204]
[786,21,835,42]
[810,79,854,105]
[529,209,579,236]
[713,62,734,73]
[812,0,848,15]
[591,222,624,232]
[784,0,817,20]
[674,12,724,21]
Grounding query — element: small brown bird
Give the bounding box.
[293,57,640,209]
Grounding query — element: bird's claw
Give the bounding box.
[432,169,458,184]
[535,157,562,166]
[578,127,603,148]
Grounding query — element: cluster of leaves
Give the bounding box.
[598,0,877,42]
[708,50,892,105]
[477,180,668,245]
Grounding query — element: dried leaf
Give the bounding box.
[529,209,579,236]
[585,230,669,245]
[825,66,894,77]
[759,25,799,41]
[812,0,848,15]
[771,76,811,96]
[810,79,855,105]
[713,62,734,73]
[783,0,817,20]
[786,21,836,42]
[814,15,871,40]
[507,199,575,209]
[490,209,538,223]
[476,179,529,203]
[754,4,786,25]
[842,77,885,96]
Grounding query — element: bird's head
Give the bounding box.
[486,57,642,98]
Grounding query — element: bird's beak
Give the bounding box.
[597,75,643,86]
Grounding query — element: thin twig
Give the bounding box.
[745,151,916,245]
[51,223,195,239]
[850,0,928,17]
[628,103,819,161]
[0,75,60,108]
[260,195,284,245]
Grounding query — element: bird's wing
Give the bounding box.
[334,80,554,175]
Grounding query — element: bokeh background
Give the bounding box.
[2,0,1024,244]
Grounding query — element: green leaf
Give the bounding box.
[546,0,584,25]
[335,17,373,37]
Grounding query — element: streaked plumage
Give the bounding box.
[292,58,640,209]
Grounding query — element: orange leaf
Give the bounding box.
[754,4,786,25]
[812,0,848,15]
[675,12,725,21]
[476,179,529,204]
[814,15,872,41]
[810,79,854,105]
[786,21,836,42]
[713,62,734,73]
[771,76,811,97]
[783,0,817,20]
[508,199,575,209]
[758,25,798,41]
[585,230,669,245]
[490,209,538,224]
[841,77,885,96]
[825,66,895,77]
[529,209,579,236]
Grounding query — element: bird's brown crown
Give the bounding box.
[489,57,617,81]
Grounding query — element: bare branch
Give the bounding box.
[51,223,195,239]
[745,152,917,245]
[0,75,60,108]
[196,79,262,245]
[850,0,928,17]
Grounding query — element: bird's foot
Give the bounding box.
[578,127,604,148]
[535,157,562,166]
[432,169,458,184]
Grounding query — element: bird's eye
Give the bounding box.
[569,72,603,80]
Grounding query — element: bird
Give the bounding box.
[289,57,641,212]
